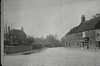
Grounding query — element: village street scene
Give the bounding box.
[2,0,100,66]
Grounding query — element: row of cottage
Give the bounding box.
[63,14,100,49]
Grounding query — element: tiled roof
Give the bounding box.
[67,16,100,35]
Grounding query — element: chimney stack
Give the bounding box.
[21,26,24,31]
[81,15,85,23]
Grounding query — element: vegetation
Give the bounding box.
[4,28,64,54]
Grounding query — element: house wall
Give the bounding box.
[84,29,100,49]
[95,29,100,48]
[95,29,100,41]
[65,29,100,49]
[83,30,96,48]
[65,33,83,48]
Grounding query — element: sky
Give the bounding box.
[3,0,100,39]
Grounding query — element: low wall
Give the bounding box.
[4,45,32,54]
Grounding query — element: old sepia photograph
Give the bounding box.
[1,0,100,66]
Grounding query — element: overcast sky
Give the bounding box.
[4,0,100,39]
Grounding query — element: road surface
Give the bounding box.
[3,47,100,66]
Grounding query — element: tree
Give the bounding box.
[25,36,34,45]
[45,34,60,47]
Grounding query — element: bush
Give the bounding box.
[32,44,43,49]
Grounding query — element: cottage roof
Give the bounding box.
[67,16,100,35]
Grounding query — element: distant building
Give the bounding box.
[9,29,26,41]
[4,25,27,45]
[63,14,100,49]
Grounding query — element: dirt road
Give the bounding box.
[3,47,100,66]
